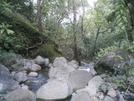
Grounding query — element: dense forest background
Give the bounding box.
[0,0,134,62]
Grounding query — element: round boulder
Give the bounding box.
[36,78,72,100]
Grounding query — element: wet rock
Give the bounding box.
[25,72,48,93]
[4,89,36,101]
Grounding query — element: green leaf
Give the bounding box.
[0,29,4,34]
[7,29,14,35]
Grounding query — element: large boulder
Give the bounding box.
[36,78,72,100]
[95,49,130,74]
[75,76,104,97]
[68,70,93,91]
[0,64,20,94]
[49,57,75,80]
[4,89,36,101]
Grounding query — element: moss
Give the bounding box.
[33,44,62,61]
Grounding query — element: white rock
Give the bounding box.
[28,72,38,77]
[36,78,72,100]
[35,56,45,65]
[30,64,41,72]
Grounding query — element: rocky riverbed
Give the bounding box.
[0,50,133,101]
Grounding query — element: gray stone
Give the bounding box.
[53,57,68,68]
[36,78,72,100]
[103,96,114,101]
[44,58,49,67]
[90,67,97,76]
[107,88,117,98]
[69,70,93,91]
[14,72,27,82]
[0,64,20,94]
[87,76,104,96]
[30,64,41,72]
[4,89,36,101]
[23,59,32,70]
[49,57,75,80]
[71,91,92,101]
[35,56,45,65]
[96,92,104,100]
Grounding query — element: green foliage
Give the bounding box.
[96,46,118,60]
[0,23,14,34]
[108,60,134,91]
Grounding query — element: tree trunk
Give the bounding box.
[37,0,43,33]
[73,0,79,61]
[124,0,134,41]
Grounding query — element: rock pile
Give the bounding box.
[0,53,128,101]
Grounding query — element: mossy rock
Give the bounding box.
[33,44,62,61]
[95,49,130,74]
